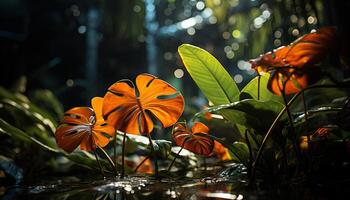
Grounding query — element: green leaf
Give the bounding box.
[0,118,59,153]
[240,73,283,103]
[222,100,284,134]
[193,99,284,134]
[178,44,239,104]
[0,86,57,133]
[152,140,172,159]
[29,89,64,121]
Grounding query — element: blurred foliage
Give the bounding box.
[100,0,145,45]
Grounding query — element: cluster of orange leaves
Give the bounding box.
[249,27,337,95]
[55,74,229,173]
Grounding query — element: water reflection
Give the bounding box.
[2,163,348,199]
[2,164,249,200]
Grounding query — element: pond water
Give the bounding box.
[1,163,349,199]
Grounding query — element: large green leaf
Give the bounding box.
[0,118,58,152]
[192,99,285,134]
[191,99,284,134]
[222,100,284,134]
[240,73,283,103]
[178,44,239,104]
[0,86,57,133]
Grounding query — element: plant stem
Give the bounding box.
[167,146,183,172]
[302,91,309,125]
[135,156,150,173]
[281,86,295,135]
[94,150,105,177]
[257,75,261,100]
[136,97,159,178]
[302,91,313,173]
[251,83,350,181]
[245,130,253,181]
[281,88,301,163]
[203,157,207,170]
[97,146,117,176]
[146,132,159,178]
[113,132,117,171]
[121,131,127,179]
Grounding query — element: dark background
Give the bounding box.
[0,0,349,109]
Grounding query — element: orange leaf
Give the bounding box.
[249,27,336,95]
[172,122,214,156]
[55,97,115,153]
[103,73,185,135]
[212,141,231,161]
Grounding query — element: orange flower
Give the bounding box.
[55,97,115,153]
[172,122,214,156]
[213,141,231,161]
[102,73,184,134]
[249,27,337,95]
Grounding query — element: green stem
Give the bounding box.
[94,150,105,177]
[167,146,183,172]
[135,156,150,173]
[97,146,117,176]
[257,75,261,100]
[251,83,350,180]
[121,131,127,179]
[245,130,253,181]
